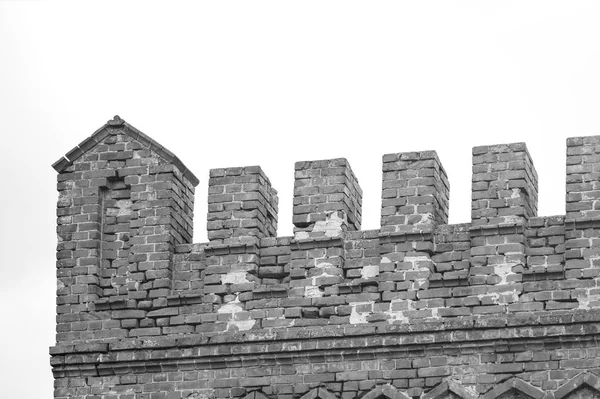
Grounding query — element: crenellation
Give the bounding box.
[471,142,538,226]
[208,166,278,244]
[381,150,449,234]
[293,158,362,234]
[467,143,539,292]
[50,118,600,399]
[566,135,600,221]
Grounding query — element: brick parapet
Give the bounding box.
[51,120,600,399]
[53,215,600,344]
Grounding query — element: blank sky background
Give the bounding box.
[1,1,600,396]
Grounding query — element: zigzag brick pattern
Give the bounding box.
[50,117,600,399]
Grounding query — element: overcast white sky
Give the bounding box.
[2,1,600,397]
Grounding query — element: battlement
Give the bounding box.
[50,117,600,399]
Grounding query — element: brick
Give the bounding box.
[50,121,600,399]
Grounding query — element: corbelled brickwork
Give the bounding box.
[51,117,600,399]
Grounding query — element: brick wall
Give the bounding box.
[50,117,600,399]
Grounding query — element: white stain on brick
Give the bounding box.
[463,386,480,398]
[246,330,277,340]
[220,271,251,285]
[217,296,256,331]
[387,299,414,324]
[360,265,379,279]
[578,289,600,310]
[294,231,310,240]
[142,338,160,347]
[263,313,295,329]
[478,290,519,305]
[125,277,140,291]
[494,262,516,285]
[405,256,430,289]
[312,211,346,237]
[304,285,323,298]
[478,292,500,304]
[186,390,214,399]
[349,301,374,324]
[304,261,338,298]
[420,212,435,223]
[503,215,521,224]
[106,199,132,216]
[294,211,346,240]
[57,192,73,208]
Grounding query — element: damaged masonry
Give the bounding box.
[51,116,600,399]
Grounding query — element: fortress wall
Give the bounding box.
[50,117,600,399]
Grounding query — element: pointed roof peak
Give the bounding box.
[51,115,199,186]
[107,115,125,126]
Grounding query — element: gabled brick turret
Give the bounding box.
[52,116,197,318]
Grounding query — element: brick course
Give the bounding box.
[51,116,600,399]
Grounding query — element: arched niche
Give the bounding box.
[483,378,544,399]
[555,372,600,399]
[423,380,478,399]
[299,387,338,399]
[361,384,410,399]
[242,392,270,399]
